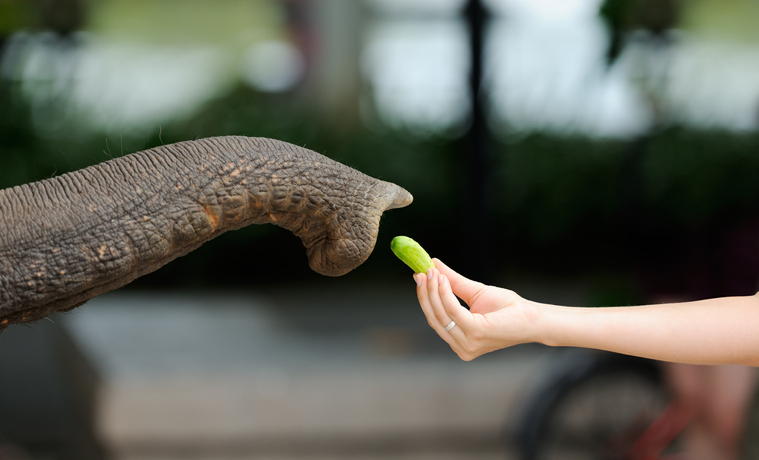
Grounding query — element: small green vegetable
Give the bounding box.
[390,236,435,274]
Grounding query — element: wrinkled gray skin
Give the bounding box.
[0,136,412,329]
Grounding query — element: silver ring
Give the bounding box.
[444,320,456,332]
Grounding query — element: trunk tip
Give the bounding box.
[383,183,413,211]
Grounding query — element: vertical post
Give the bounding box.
[461,0,494,282]
[303,0,365,129]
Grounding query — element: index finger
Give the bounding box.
[437,271,476,331]
[433,259,488,306]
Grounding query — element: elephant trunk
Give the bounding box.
[0,136,412,328]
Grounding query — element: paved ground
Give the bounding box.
[58,278,587,460]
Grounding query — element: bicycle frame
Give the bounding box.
[628,400,693,460]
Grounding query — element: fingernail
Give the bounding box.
[439,274,445,284]
[414,274,422,286]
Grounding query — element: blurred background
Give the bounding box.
[1,0,759,459]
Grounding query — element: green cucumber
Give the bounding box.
[390,236,434,274]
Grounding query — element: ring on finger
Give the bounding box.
[444,320,457,332]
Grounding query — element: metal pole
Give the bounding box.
[461,0,494,282]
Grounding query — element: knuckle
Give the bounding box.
[462,341,481,355]
[468,329,485,343]
[457,351,475,362]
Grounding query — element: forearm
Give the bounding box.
[532,293,759,366]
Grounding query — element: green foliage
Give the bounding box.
[642,130,759,223]
[493,135,625,244]
[3,81,759,285]
[0,0,34,34]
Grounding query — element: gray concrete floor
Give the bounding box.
[59,280,566,460]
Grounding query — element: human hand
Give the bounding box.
[415,259,538,360]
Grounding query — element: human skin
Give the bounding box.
[415,259,759,366]
[0,136,412,329]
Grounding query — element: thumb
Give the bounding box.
[433,259,487,306]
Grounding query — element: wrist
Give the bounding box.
[519,298,554,346]
[526,301,571,348]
